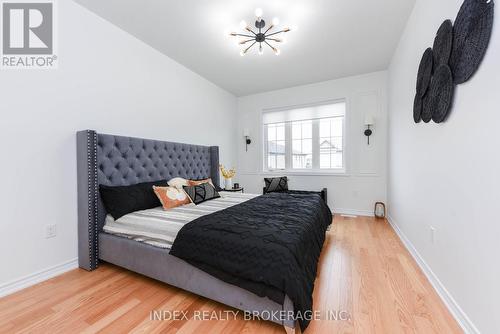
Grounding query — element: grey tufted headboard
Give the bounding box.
[76,130,220,270]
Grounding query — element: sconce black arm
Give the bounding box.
[364,126,373,145]
[245,136,252,151]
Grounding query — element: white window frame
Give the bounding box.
[261,99,347,175]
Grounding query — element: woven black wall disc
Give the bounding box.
[416,48,434,97]
[450,0,494,84]
[413,93,423,123]
[425,65,455,123]
[433,20,453,65]
[421,91,433,123]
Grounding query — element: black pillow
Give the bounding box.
[264,176,288,193]
[183,182,220,205]
[99,180,168,220]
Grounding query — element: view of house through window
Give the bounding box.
[319,117,344,169]
[263,100,345,172]
[292,120,312,169]
[266,123,286,169]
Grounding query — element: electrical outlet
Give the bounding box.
[430,226,436,244]
[45,224,57,239]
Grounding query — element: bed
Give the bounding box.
[76,130,331,333]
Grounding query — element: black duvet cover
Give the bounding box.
[170,192,332,331]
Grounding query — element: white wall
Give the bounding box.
[236,72,388,214]
[388,0,500,333]
[0,1,236,288]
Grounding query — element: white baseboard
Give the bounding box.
[334,208,374,217]
[387,215,480,334]
[0,258,78,298]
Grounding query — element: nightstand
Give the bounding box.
[221,187,244,193]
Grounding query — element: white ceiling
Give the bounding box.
[75,0,415,96]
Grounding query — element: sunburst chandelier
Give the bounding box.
[228,8,293,56]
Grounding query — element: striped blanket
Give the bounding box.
[103,192,258,249]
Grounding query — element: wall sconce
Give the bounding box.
[364,115,375,145]
[243,129,251,152]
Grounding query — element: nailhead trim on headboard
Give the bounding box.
[92,131,99,269]
[86,130,99,270]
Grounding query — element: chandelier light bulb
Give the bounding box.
[274,48,281,56]
[255,8,263,18]
[239,20,247,29]
[272,17,280,26]
[258,45,264,55]
[240,50,246,57]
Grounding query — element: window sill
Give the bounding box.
[261,170,349,177]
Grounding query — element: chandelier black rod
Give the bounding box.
[264,40,276,51]
[244,41,257,53]
[240,38,255,44]
[265,30,288,38]
[263,25,274,34]
[233,33,255,38]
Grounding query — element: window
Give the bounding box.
[292,120,312,169]
[263,100,345,172]
[319,117,343,169]
[266,123,285,169]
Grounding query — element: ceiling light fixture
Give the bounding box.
[228,8,293,56]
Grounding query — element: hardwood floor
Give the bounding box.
[0,216,462,333]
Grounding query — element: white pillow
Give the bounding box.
[167,177,189,189]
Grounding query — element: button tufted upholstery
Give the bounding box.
[97,134,212,186]
[77,130,220,271]
[77,130,220,270]
[96,133,218,230]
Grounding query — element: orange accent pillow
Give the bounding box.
[153,186,191,210]
[188,178,214,187]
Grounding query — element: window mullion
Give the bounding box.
[312,119,320,169]
[274,126,278,169]
[285,122,292,170]
[263,124,268,171]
